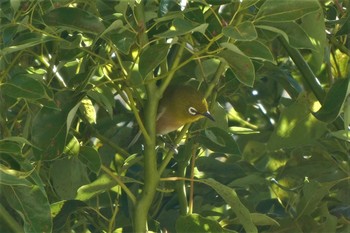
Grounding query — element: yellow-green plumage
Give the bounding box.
[156,85,214,135]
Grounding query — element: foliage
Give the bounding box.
[1,0,349,232]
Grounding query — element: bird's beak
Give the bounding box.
[202,111,215,121]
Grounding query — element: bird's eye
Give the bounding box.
[188,107,198,116]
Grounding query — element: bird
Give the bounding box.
[127,85,214,149]
[156,85,214,135]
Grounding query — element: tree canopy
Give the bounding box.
[0,0,349,232]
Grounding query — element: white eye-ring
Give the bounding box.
[188,107,198,116]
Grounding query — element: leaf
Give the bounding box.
[87,86,114,118]
[255,25,289,43]
[0,32,54,55]
[76,173,116,201]
[255,0,320,22]
[31,91,83,160]
[218,43,255,87]
[51,200,88,232]
[199,178,258,233]
[66,103,81,139]
[50,157,89,200]
[261,22,314,50]
[80,98,96,124]
[199,127,240,154]
[139,44,170,77]
[236,40,275,63]
[175,214,228,233]
[335,13,350,36]
[268,93,328,150]
[2,185,52,232]
[301,9,327,73]
[297,180,338,216]
[156,18,208,37]
[223,21,257,41]
[0,141,22,154]
[31,107,67,159]
[43,7,105,34]
[79,146,101,174]
[0,170,33,186]
[1,74,47,100]
[314,78,350,123]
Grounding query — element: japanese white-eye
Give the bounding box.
[156,85,214,135]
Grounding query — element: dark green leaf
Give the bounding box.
[336,13,350,36]
[218,43,255,87]
[256,0,320,22]
[79,146,101,174]
[199,127,240,154]
[2,185,52,232]
[236,40,275,62]
[199,178,257,233]
[139,44,170,77]
[43,7,105,34]
[314,78,349,123]
[223,21,257,41]
[0,32,54,55]
[1,74,47,100]
[50,157,89,199]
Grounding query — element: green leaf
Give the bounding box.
[256,0,320,22]
[199,178,257,233]
[0,170,33,186]
[80,98,96,124]
[51,200,88,232]
[223,21,257,41]
[268,93,327,150]
[156,18,208,37]
[1,74,47,100]
[236,40,275,63]
[79,146,101,174]
[199,127,240,154]
[261,22,314,50]
[297,180,338,216]
[76,173,116,201]
[43,7,105,34]
[0,32,54,55]
[314,78,350,123]
[0,141,22,154]
[31,107,67,159]
[2,185,52,232]
[255,25,289,43]
[218,43,255,87]
[301,9,327,73]
[335,13,350,36]
[139,44,170,78]
[176,214,228,233]
[87,86,114,118]
[50,157,89,199]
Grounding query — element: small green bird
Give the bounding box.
[156,85,214,135]
[128,85,214,149]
